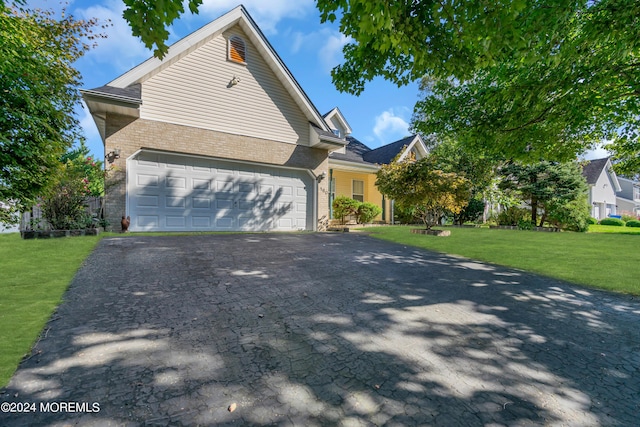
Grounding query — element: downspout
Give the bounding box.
[329,168,334,219]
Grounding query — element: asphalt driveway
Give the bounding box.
[1,233,639,426]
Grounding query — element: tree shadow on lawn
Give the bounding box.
[1,233,639,426]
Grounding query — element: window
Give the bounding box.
[352,180,364,202]
[332,129,342,138]
[228,36,246,64]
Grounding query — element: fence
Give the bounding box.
[20,197,103,231]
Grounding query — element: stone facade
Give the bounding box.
[103,114,330,231]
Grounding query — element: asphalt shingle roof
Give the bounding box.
[582,157,609,185]
[329,135,415,166]
[85,84,142,102]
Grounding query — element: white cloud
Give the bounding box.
[318,33,351,73]
[288,28,351,73]
[373,108,411,143]
[198,0,314,34]
[74,0,151,74]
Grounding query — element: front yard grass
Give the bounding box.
[0,233,101,388]
[365,225,640,295]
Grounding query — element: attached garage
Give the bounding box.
[127,151,315,232]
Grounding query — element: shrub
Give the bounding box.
[587,217,598,225]
[356,202,382,224]
[394,204,420,224]
[625,219,640,227]
[599,218,625,227]
[546,195,591,232]
[497,206,530,226]
[453,197,484,225]
[517,219,534,230]
[332,196,360,224]
[621,214,637,222]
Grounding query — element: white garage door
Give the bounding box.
[127,151,314,232]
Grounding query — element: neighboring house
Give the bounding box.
[82,6,347,232]
[616,177,640,218]
[582,157,622,219]
[325,108,428,222]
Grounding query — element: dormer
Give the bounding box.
[323,107,352,139]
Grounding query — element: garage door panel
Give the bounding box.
[192,197,211,209]
[128,151,313,232]
[166,196,185,208]
[192,216,211,227]
[166,216,186,228]
[192,178,210,190]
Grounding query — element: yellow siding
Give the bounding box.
[331,170,388,222]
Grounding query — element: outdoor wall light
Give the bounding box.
[106,148,120,162]
[316,171,327,182]
[229,75,241,86]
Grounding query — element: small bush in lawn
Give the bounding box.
[599,218,625,227]
[518,219,534,230]
[587,217,598,225]
[625,220,640,227]
[332,196,360,224]
[621,214,636,222]
[356,202,382,224]
[497,206,530,226]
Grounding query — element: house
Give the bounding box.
[81,6,420,232]
[324,108,428,221]
[616,177,640,218]
[82,6,347,232]
[581,157,622,219]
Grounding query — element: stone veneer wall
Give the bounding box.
[104,113,330,231]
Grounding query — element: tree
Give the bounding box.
[40,143,105,230]
[498,161,588,227]
[0,3,101,212]
[376,154,471,230]
[429,138,497,224]
[332,196,360,224]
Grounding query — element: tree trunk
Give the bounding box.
[531,197,538,224]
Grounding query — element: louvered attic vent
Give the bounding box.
[228,36,246,64]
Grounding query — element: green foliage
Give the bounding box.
[0,4,101,210]
[313,0,640,167]
[498,161,588,226]
[453,197,485,225]
[599,218,625,227]
[626,220,640,228]
[497,207,530,226]
[376,154,472,230]
[332,196,360,224]
[546,194,591,232]
[621,214,637,222]
[356,202,381,224]
[122,0,202,58]
[393,204,420,224]
[517,219,534,231]
[587,217,598,225]
[40,145,104,230]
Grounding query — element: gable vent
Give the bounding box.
[228,36,246,64]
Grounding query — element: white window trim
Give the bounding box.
[228,36,247,65]
[352,179,364,202]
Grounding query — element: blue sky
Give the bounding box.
[27,0,422,161]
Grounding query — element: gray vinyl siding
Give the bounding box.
[141,26,309,145]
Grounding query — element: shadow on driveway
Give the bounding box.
[1,233,639,426]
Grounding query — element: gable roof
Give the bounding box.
[323,107,353,136]
[329,134,428,170]
[582,157,622,191]
[363,135,416,164]
[82,6,335,140]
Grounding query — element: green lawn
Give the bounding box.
[0,233,101,387]
[588,224,640,234]
[364,225,640,295]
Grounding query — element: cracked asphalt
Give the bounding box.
[1,232,639,426]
